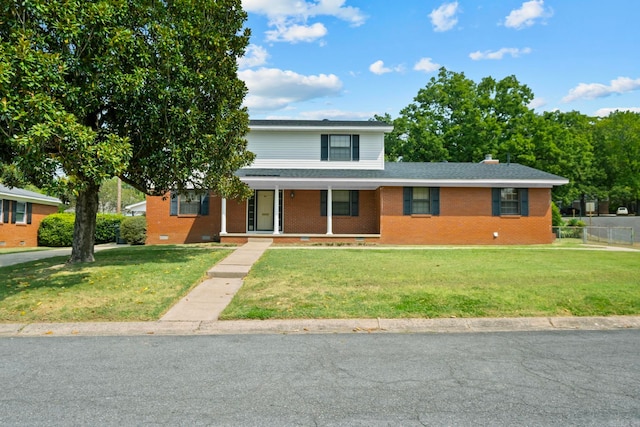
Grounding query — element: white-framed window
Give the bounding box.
[492,188,528,216]
[500,188,520,215]
[403,187,440,215]
[320,134,360,161]
[0,199,4,224]
[14,201,27,224]
[169,191,210,216]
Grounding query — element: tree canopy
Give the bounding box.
[378,67,639,212]
[1,0,253,262]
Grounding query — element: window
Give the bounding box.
[492,188,528,216]
[403,187,440,215]
[320,134,360,161]
[2,200,32,224]
[13,201,27,224]
[321,190,359,216]
[170,191,210,216]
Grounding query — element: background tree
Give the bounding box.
[0,0,253,262]
[593,111,640,211]
[385,68,536,163]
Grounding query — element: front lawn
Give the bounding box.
[220,248,640,319]
[0,246,231,322]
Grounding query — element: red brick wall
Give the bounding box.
[0,203,58,247]
[147,187,554,245]
[379,187,554,244]
[284,190,378,234]
[146,193,221,244]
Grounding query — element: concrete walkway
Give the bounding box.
[160,239,272,322]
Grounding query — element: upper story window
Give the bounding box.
[170,191,210,216]
[492,188,529,216]
[321,134,360,161]
[403,187,440,215]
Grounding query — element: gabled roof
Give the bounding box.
[237,162,569,190]
[249,119,394,132]
[0,184,61,206]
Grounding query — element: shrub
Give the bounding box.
[38,213,125,246]
[38,213,75,247]
[120,216,147,245]
[95,214,125,244]
[566,218,586,227]
[551,202,564,226]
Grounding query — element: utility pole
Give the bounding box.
[116,177,122,214]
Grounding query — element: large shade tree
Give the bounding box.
[0,0,254,262]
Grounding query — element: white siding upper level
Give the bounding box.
[245,120,393,170]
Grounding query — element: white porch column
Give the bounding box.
[220,198,227,235]
[273,186,280,235]
[326,186,333,235]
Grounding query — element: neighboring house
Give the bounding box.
[0,184,61,247]
[146,120,568,245]
[124,200,146,216]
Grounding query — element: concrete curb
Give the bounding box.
[2,316,639,337]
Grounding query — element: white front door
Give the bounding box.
[256,190,274,231]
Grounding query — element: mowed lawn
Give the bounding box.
[220,247,640,320]
[0,246,231,322]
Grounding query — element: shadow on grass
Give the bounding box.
[0,245,227,303]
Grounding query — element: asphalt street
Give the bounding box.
[1,330,639,426]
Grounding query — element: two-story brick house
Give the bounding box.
[146,119,568,245]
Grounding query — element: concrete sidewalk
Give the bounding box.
[160,239,273,321]
[3,316,640,337]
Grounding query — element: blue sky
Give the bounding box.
[239,0,640,120]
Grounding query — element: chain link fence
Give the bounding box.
[553,226,635,245]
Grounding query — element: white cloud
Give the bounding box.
[469,47,532,60]
[266,22,328,43]
[369,60,404,75]
[429,2,460,32]
[243,0,366,43]
[238,45,269,69]
[593,107,640,117]
[414,57,440,73]
[562,77,640,103]
[239,67,343,111]
[504,0,552,29]
[528,97,547,109]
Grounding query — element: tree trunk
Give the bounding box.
[69,182,100,263]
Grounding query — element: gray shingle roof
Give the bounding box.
[237,162,568,182]
[249,119,392,128]
[0,184,61,204]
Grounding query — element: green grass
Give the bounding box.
[0,246,231,322]
[220,248,640,320]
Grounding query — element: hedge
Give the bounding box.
[38,213,125,247]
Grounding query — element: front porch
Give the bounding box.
[219,233,381,245]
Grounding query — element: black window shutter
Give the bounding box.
[321,134,329,161]
[350,190,359,216]
[200,193,210,215]
[351,135,359,161]
[519,188,529,216]
[430,188,440,215]
[492,188,501,216]
[170,192,178,216]
[320,190,327,216]
[11,201,17,223]
[403,187,412,215]
[26,203,32,224]
[2,199,9,223]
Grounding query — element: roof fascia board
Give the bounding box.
[0,191,61,206]
[249,125,394,133]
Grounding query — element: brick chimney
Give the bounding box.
[480,154,499,164]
